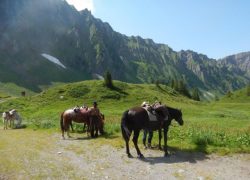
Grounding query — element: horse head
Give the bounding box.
[100,113,105,121]
[161,106,184,126]
[175,109,184,126]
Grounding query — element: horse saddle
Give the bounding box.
[142,107,158,121]
[73,106,80,113]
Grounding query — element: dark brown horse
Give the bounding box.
[60,107,104,139]
[70,113,105,135]
[121,105,183,158]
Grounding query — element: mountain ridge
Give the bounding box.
[0,0,249,95]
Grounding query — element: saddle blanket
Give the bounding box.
[143,107,158,121]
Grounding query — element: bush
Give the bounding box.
[247,84,250,96]
[104,71,114,88]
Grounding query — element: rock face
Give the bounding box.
[0,0,249,93]
[219,52,250,78]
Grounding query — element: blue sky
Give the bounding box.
[66,0,250,59]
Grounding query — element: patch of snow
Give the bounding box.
[41,53,66,69]
[203,91,215,98]
[93,73,104,80]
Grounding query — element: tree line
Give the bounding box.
[104,70,201,101]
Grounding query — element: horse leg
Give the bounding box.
[121,123,132,157]
[158,129,162,150]
[70,122,74,132]
[163,127,169,157]
[142,130,147,148]
[90,126,94,138]
[60,116,65,139]
[94,121,98,137]
[8,119,11,128]
[148,130,153,148]
[9,119,12,128]
[3,119,7,130]
[132,130,144,158]
[64,124,71,138]
[99,121,104,135]
[86,125,90,137]
[83,123,86,132]
[7,120,9,129]
[62,130,65,140]
[61,123,70,139]
[125,140,132,158]
[89,117,94,138]
[66,127,72,138]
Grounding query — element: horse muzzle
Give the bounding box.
[178,120,184,126]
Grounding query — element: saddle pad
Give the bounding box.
[143,107,157,121]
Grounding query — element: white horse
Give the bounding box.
[2,109,22,129]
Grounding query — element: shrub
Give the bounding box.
[104,71,114,88]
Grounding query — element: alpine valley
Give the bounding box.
[0,0,249,96]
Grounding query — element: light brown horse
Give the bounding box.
[60,107,104,139]
[70,113,105,135]
[2,109,22,129]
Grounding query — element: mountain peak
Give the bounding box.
[0,0,249,94]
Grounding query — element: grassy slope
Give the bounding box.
[0,82,36,97]
[0,80,249,154]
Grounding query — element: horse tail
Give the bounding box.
[121,110,131,141]
[60,112,64,132]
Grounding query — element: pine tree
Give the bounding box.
[214,95,219,101]
[104,71,113,88]
[226,90,233,97]
[247,84,250,96]
[178,80,191,97]
[155,79,160,88]
[192,88,200,101]
[171,79,175,89]
[173,80,179,92]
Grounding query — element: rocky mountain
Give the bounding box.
[218,52,250,78]
[0,0,249,94]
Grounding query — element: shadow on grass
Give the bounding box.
[109,86,128,96]
[139,145,209,164]
[100,131,119,139]
[13,124,27,129]
[65,131,119,141]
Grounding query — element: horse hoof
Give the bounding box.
[164,152,169,157]
[138,154,144,159]
[128,154,133,158]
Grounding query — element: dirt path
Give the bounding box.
[0,129,249,179]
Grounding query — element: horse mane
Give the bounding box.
[9,109,17,115]
[165,106,180,112]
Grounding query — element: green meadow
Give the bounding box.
[0,80,249,154]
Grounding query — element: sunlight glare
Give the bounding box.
[65,0,94,12]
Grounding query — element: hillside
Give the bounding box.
[0,80,195,128]
[219,85,250,103]
[0,0,249,94]
[0,82,36,97]
[0,80,249,155]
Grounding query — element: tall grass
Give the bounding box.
[0,80,249,154]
